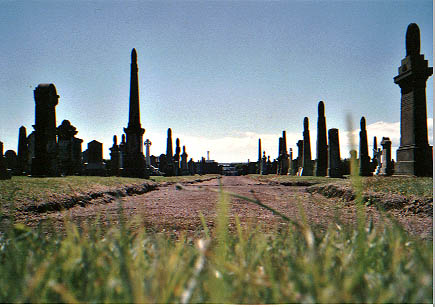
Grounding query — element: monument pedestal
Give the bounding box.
[395,145,432,176]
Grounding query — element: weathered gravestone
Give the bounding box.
[394,23,433,176]
[84,140,106,176]
[281,131,289,175]
[57,120,83,176]
[379,137,393,176]
[261,151,268,175]
[295,139,303,174]
[181,145,189,175]
[31,83,59,177]
[174,138,181,176]
[188,158,195,175]
[4,150,18,174]
[301,117,313,176]
[144,139,152,166]
[109,135,121,176]
[315,101,328,176]
[119,134,126,169]
[123,48,148,179]
[327,128,342,178]
[359,117,371,176]
[17,126,28,175]
[0,142,11,180]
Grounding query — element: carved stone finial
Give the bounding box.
[318,101,325,116]
[131,48,137,63]
[304,117,309,130]
[360,117,366,130]
[406,23,420,56]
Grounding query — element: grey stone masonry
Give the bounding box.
[327,128,342,178]
[394,23,433,176]
[315,101,328,176]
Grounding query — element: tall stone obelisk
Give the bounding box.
[315,101,327,176]
[123,48,148,178]
[394,23,433,176]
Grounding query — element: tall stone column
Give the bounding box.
[174,138,181,176]
[379,137,393,176]
[315,101,327,176]
[301,117,313,176]
[31,83,59,177]
[327,128,342,178]
[181,145,189,175]
[257,138,261,174]
[277,137,283,174]
[17,126,28,175]
[359,117,371,176]
[165,128,174,176]
[394,23,433,176]
[296,140,303,172]
[281,131,289,175]
[123,48,148,178]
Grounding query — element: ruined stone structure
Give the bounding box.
[359,117,371,176]
[56,120,83,176]
[379,137,393,176]
[394,23,433,176]
[31,83,59,177]
[315,101,328,176]
[17,126,28,175]
[123,48,148,179]
[327,128,342,178]
[301,117,313,176]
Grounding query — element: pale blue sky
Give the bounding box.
[0,0,432,162]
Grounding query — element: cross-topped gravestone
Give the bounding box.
[394,23,433,176]
[144,139,152,166]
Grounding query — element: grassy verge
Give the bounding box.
[0,175,219,206]
[249,174,433,198]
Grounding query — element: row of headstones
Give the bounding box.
[258,101,394,177]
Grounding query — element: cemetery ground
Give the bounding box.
[0,174,432,303]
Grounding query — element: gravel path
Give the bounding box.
[14,176,433,239]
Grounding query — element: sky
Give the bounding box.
[0,0,433,163]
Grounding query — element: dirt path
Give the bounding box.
[14,176,433,239]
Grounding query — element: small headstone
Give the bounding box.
[0,142,11,180]
[84,140,106,176]
[4,150,18,174]
[379,137,393,176]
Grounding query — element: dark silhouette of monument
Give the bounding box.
[359,117,371,176]
[109,135,121,176]
[0,142,11,180]
[315,101,327,176]
[328,128,342,178]
[258,138,261,174]
[57,120,83,175]
[17,126,28,175]
[394,23,433,176]
[123,48,148,178]
[165,128,175,176]
[301,117,313,176]
[174,138,181,176]
[31,83,59,177]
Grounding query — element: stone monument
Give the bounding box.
[301,117,313,176]
[0,142,11,180]
[165,128,174,176]
[144,139,152,166]
[181,145,189,175]
[327,128,342,178]
[84,140,106,176]
[379,137,393,176]
[17,126,28,175]
[315,101,328,176]
[57,120,83,176]
[109,135,121,176]
[31,83,59,177]
[394,23,433,176]
[123,48,148,179]
[258,138,262,174]
[359,117,371,176]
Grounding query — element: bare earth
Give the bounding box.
[15,176,433,239]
